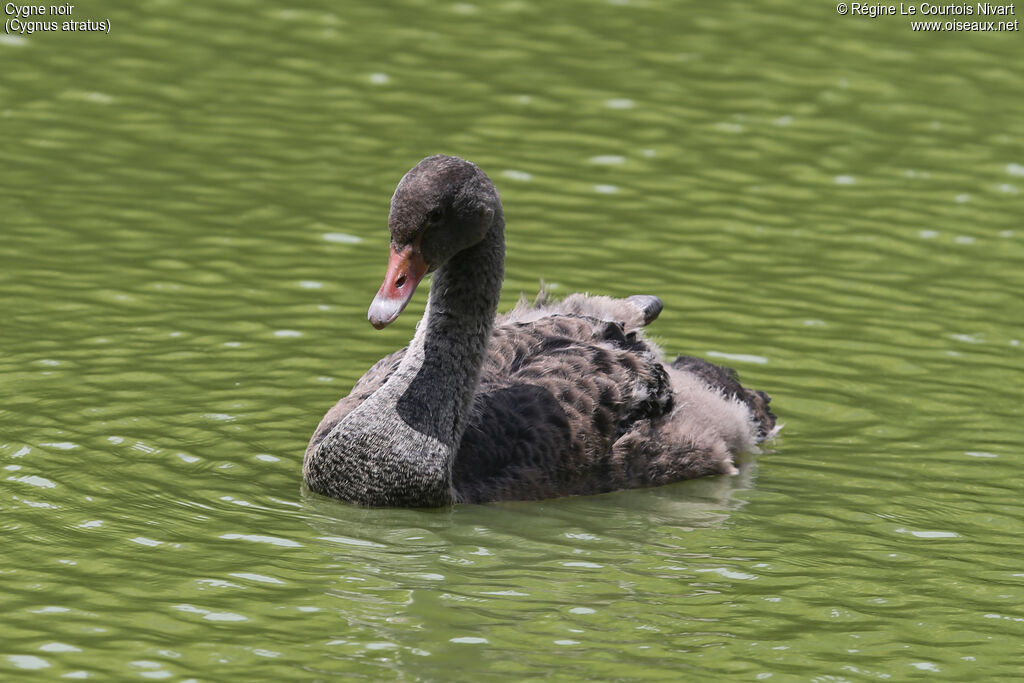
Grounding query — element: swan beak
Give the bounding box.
[368,242,428,329]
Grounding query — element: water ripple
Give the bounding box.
[0,0,1022,680]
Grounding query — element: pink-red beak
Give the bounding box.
[367,241,428,329]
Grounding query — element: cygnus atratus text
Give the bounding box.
[303,155,777,507]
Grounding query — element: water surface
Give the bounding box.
[2,0,1023,680]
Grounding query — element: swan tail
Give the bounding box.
[670,355,778,442]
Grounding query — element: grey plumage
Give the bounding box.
[303,155,777,507]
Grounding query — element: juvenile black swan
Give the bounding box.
[304,155,777,507]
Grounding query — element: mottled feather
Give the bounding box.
[307,293,776,503]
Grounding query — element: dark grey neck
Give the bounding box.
[308,212,505,507]
[395,212,506,446]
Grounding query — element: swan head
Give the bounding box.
[368,155,500,329]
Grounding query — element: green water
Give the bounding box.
[2,0,1023,679]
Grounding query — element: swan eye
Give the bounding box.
[427,208,443,225]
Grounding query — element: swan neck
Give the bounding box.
[304,212,505,507]
[401,212,505,445]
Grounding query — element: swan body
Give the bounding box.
[303,155,776,507]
